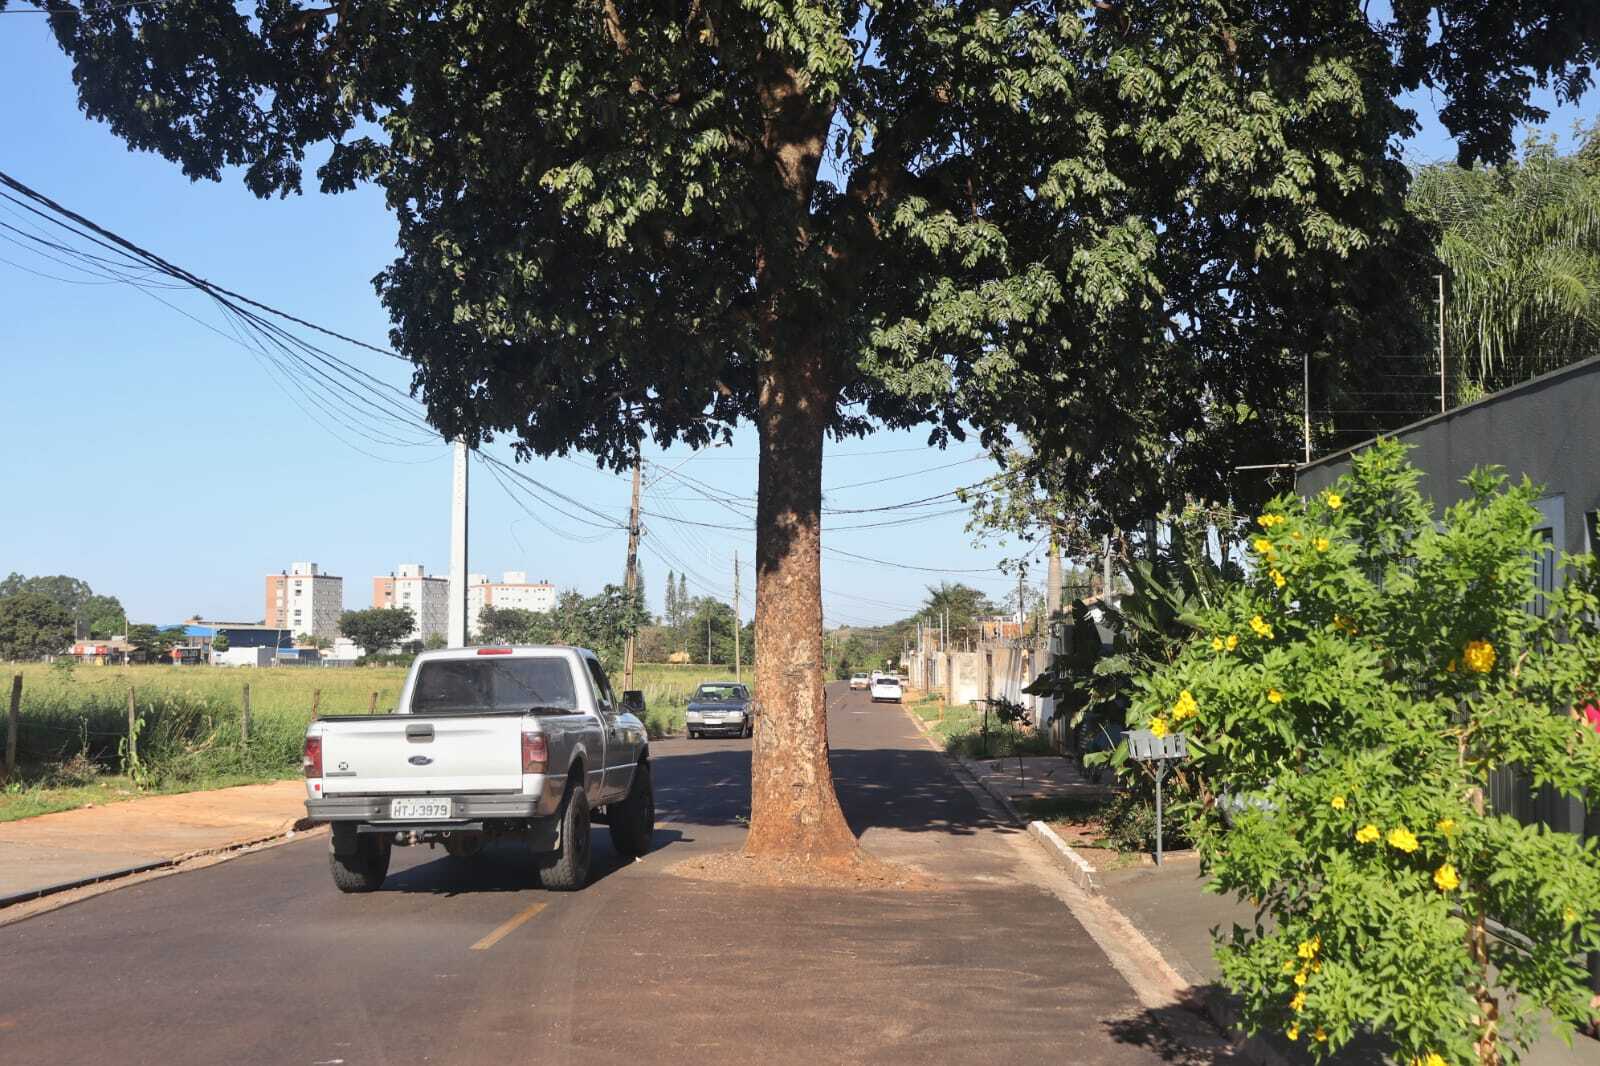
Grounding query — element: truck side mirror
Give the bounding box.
[621,689,645,713]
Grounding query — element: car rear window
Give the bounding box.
[695,684,747,701]
[877,677,900,686]
[411,658,579,715]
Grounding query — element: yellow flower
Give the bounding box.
[1564,906,1579,925]
[1226,633,1239,651]
[1446,659,1456,673]
[1355,824,1380,844]
[1436,818,1456,835]
[1386,826,1419,853]
[1250,615,1275,640]
[1311,959,1322,973]
[1296,936,1320,959]
[1171,690,1199,720]
[1256,513,1282,529]
[1293,970,1308,987]
[1150,716,1169,739]
[1331,613,1357,635]
[1314,1027,1328,1043]
[1314,536,1330,552]
[1281,959,1297,974]
[1289,991,1306,1012]
[1211,636,1224,651]
[1267,688,1284,704]
[1286,1024,1300,1041]
[1411,1055,1447,1066]
[1253,536,1276,557]
[1291,530,1303,540]
[1433,863,1460,892]
[1325,492,1342,510]
[1463,639,1496,674]
[1331,795,1346,810]
[1270,568,1286,589]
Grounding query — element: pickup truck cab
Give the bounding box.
[303,645,653,894]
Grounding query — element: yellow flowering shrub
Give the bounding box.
[1131,441,1600,1065]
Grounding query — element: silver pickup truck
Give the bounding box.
[302,645,653,894]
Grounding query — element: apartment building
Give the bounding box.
[467,571,557,635]
[372,563,450,645]
[264,562,344,642]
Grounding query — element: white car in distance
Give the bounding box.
[849,673,870,690]
[869,676,902,704]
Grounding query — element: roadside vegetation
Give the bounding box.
[0,660,725,819]
[908,696,1053,761]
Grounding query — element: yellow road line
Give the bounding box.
[470,902,546,951]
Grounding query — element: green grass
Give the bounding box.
[1013,794,1108,823]
[0,770,281,823]
[910,698,1056,760]
[0,659,727,819]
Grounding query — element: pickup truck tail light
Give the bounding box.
[521,733,548,774]
[302,735,322,779]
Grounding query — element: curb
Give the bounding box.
[0,816,322,912]
[1026,819,1100,893]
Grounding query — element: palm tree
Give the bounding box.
[1409,131,1600,401]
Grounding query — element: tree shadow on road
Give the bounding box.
[648,737,1018,840]
[1104,994,1391,1065]
[378,828,687,895]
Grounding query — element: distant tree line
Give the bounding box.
[476,584,648,673]
[0,572,126,660]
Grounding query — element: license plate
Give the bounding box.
[702,716,723,724]
[389,797,452,820]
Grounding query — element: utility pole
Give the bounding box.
[622,457,643,690]
[1046,534,1063,621]
[732,550,741,684]
[447,439,469,648]
[1102,534,1113,606]
[707,611,713,668]
[1302,351,1312,465]
[1436,273,1447,413]
[1016,569,1025,638]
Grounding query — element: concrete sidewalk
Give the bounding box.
[956,749,1598,1066]
[0,780,310,905]
[1099,863,1598,1066]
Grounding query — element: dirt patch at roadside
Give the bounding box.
[664,847,935,890]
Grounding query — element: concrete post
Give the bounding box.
[448,439,469,648]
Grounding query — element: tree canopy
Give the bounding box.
[1410,129,1600,400]
[0,573,123,637]
[0,591,74,660]
[30,0,1596,863]
[338,607,416,657]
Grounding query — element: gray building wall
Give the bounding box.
[1296,355,1600,842]
[1298,354,1600,561]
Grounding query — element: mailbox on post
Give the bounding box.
[1124,729,1189,865]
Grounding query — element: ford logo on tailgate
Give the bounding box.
[408,755,433,766]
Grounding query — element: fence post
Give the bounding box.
[126,685,138,769]
[4,673,20,780]
[311,688,321,720]
[368,691,378,714]
[241,683,252,744]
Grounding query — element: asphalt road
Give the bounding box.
[0,684,1212,1065]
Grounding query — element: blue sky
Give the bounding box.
[0,17,1594,629]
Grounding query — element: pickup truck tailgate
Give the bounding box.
[320,716,525,795]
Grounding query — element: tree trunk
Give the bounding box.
[743,348,856,861]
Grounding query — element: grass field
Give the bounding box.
[0,660,736,820]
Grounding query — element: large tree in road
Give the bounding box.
[27,1,1595,864]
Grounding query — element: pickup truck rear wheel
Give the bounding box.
[329,832,391,893]
[537,784,591,891]
[608,761,655,857]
